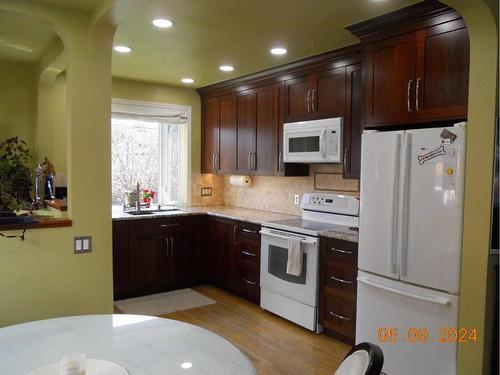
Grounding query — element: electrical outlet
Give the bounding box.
[294,194,300,205]
[74,236,92,254]
[201,187,212,196]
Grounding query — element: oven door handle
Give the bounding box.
[259,230,317,245]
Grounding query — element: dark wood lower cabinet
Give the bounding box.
[113,215,261,305]
[319,236,359,345]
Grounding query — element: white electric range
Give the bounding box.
[260,192,359,332]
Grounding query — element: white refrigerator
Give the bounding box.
[356,125,466,375]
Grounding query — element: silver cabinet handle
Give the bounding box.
[278,151,284,172]
[212,153,216,171]
[160,223,178,228]
[331,247,354,255]
[306,90,311,112]
[248,153,252,170]
[165,237,169,257]
[233,225,238,245]
[330,275,353,284]
[170,236,174,256]
[242,228,258,234]
[242,278,257,285]
[251,152,256,170]
[215,153,220,170]
[311,89,316,112]
[242,250,257,257]
[407,79,413,112]
[343,148,350,173]
[329,311,351,321]
[415,77,422,111]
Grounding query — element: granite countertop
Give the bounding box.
[112,205,298,225]
[320,226,359,243]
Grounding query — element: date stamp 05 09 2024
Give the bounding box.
[377,327,478,344]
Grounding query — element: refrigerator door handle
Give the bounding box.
[398,133,412,277]
[357,277,452,306]
[390,136,401,275]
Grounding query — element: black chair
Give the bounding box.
[334,342,384,375]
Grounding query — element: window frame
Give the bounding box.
[111,98,192,206]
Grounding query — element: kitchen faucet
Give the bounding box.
[135,182,141,213]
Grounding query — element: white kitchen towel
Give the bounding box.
[286,237,303,276]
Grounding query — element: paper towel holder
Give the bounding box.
[229,175,252,187]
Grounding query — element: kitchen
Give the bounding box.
[0,1,497,375]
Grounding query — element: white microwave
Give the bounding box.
[283,117,343,163]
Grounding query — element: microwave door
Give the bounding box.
[284,130,323,162]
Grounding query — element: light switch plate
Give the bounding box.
[74,236,92,254]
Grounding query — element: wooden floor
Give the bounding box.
[115,285,350,375]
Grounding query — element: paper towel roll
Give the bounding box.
[229,175,252,187]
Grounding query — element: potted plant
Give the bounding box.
[0,137,33,214]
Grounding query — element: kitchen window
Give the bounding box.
[111,99,191,206]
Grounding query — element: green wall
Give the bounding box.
[37,72,67,175]
[0,2,115,327]
[0,60,36,149]
[112,77,201,173]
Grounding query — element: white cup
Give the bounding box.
[59,353,87,375]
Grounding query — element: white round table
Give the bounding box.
[0,314,257,375]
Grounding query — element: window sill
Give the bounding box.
[0,217,72,231]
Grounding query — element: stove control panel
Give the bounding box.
[301,192,359,216]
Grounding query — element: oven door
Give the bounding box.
[260,227,319,307]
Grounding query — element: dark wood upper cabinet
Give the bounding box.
[364,33,417,126]
[315,67,347,119]
[236,91,256,174]
[218,94,237,173]
[201,97,220,173]
[415,20,469,121]
[255,84,280,175]
[283,67,347,123]
[347,0,469,128]
[198,45,360,177]
[343,63,363,179]
[283,75,314,122]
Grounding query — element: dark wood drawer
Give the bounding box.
[240,261,260,304]
[130,217,185,238]
[238,222,261,243]
[239,241,260,265]
[324,259,357,294]
[321,237,358,264]
[324,293,356,339]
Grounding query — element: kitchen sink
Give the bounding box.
[125,207,184,215]
[125,211,157,215]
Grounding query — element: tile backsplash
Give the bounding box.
[191,164,359,215]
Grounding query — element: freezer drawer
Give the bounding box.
[356,271,459,375]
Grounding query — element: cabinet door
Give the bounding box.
[128,223,170,295]
[343,63,363,179]
[112,221,129,299]
[226,223,241,295]
[364,33,417,126]
[218,94,237,173]
[415,20,469,121]
[236,91,256,174]
[170,216,202,288]
[314,67,347,119]
[206,218,230,287]
[255,84,280,175]
[202,97,220,173]
[284,75,314,122]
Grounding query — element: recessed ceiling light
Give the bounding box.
[219,65,234,72]
[181,362,193,369]
[113,45,132,53]
[151,18,174,28]
[270,47,287,55]
[181,78,194,84]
